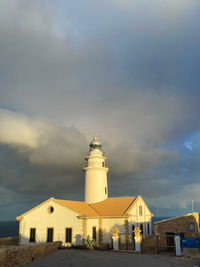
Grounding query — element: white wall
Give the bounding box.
[20,200,83,245]
[102,218,125,243]
[128,197,152,234]
[86,218,99,242]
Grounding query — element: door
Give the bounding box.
[47,228,54,242]
[166,232,175,250]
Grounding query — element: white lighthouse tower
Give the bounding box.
[83,136,109,203]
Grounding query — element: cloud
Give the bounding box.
[149,183,200,210]
[106,0,192,18]
[108,142,178,176]
[0,109,48,148]
[0,108,175,173]
[0,185,17,208]
[0,108,87,167]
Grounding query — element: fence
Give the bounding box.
[0,236,19,247]
[118,234,135,250]
[110,226,180,256]
[117,233,175,254]
[141,234,175,255]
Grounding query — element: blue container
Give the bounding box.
[181,238,200,248]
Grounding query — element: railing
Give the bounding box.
[99,234,113,249]
[119,234,135,250]
[141,234,175,254]
[83,161,108,168]
[84,151,107,158]
[105,234,112,244]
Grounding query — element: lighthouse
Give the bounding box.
[17,135,153,246]
[83,136,109,203]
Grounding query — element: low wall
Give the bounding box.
[0,237,19,247]
[0,241,62,267]
[141,235,157,254]
[182,247,200,259]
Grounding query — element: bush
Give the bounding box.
[82,238,97,249]
[68,238,97,250]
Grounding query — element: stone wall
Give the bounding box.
[182,247,200,258]
[0,241,62,267]
[154,213,200,238]
[0,237,19,247]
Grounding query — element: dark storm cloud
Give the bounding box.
[0,0,200,218]
[0,108,177,199]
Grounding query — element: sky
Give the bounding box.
[0,0,200,220]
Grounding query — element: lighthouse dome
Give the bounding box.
[89,136,102,151]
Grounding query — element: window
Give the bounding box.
[132,225,135,239]
[92,227,97,241]
[147,222,150,234]
[47,228,53,242]
[102,162,105,167]
[85,159,88,167]
[30,228,36,243]
[189,223,194,231]
[48,206,54,214]
[139,205,143,216]
[66,228,72,243]
[140,223,143,234]
[105,187,107,194]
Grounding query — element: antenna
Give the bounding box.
[192,200,194,213]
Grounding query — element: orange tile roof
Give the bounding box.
[55,197,136,217]
[17,196,137,220]
[90,197,136,216]
[53,199,99,216]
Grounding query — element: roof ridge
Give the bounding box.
[89,203,102,216]
[55,199,85,203]
[107,196,135,199]
[124,196,137,214]
[55,197,135,202]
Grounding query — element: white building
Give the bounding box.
[17,136,153,246]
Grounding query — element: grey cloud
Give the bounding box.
[0,107,176,177]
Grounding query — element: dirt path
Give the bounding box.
[26,249,198,267]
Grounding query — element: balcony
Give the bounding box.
[83,160,108,168]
